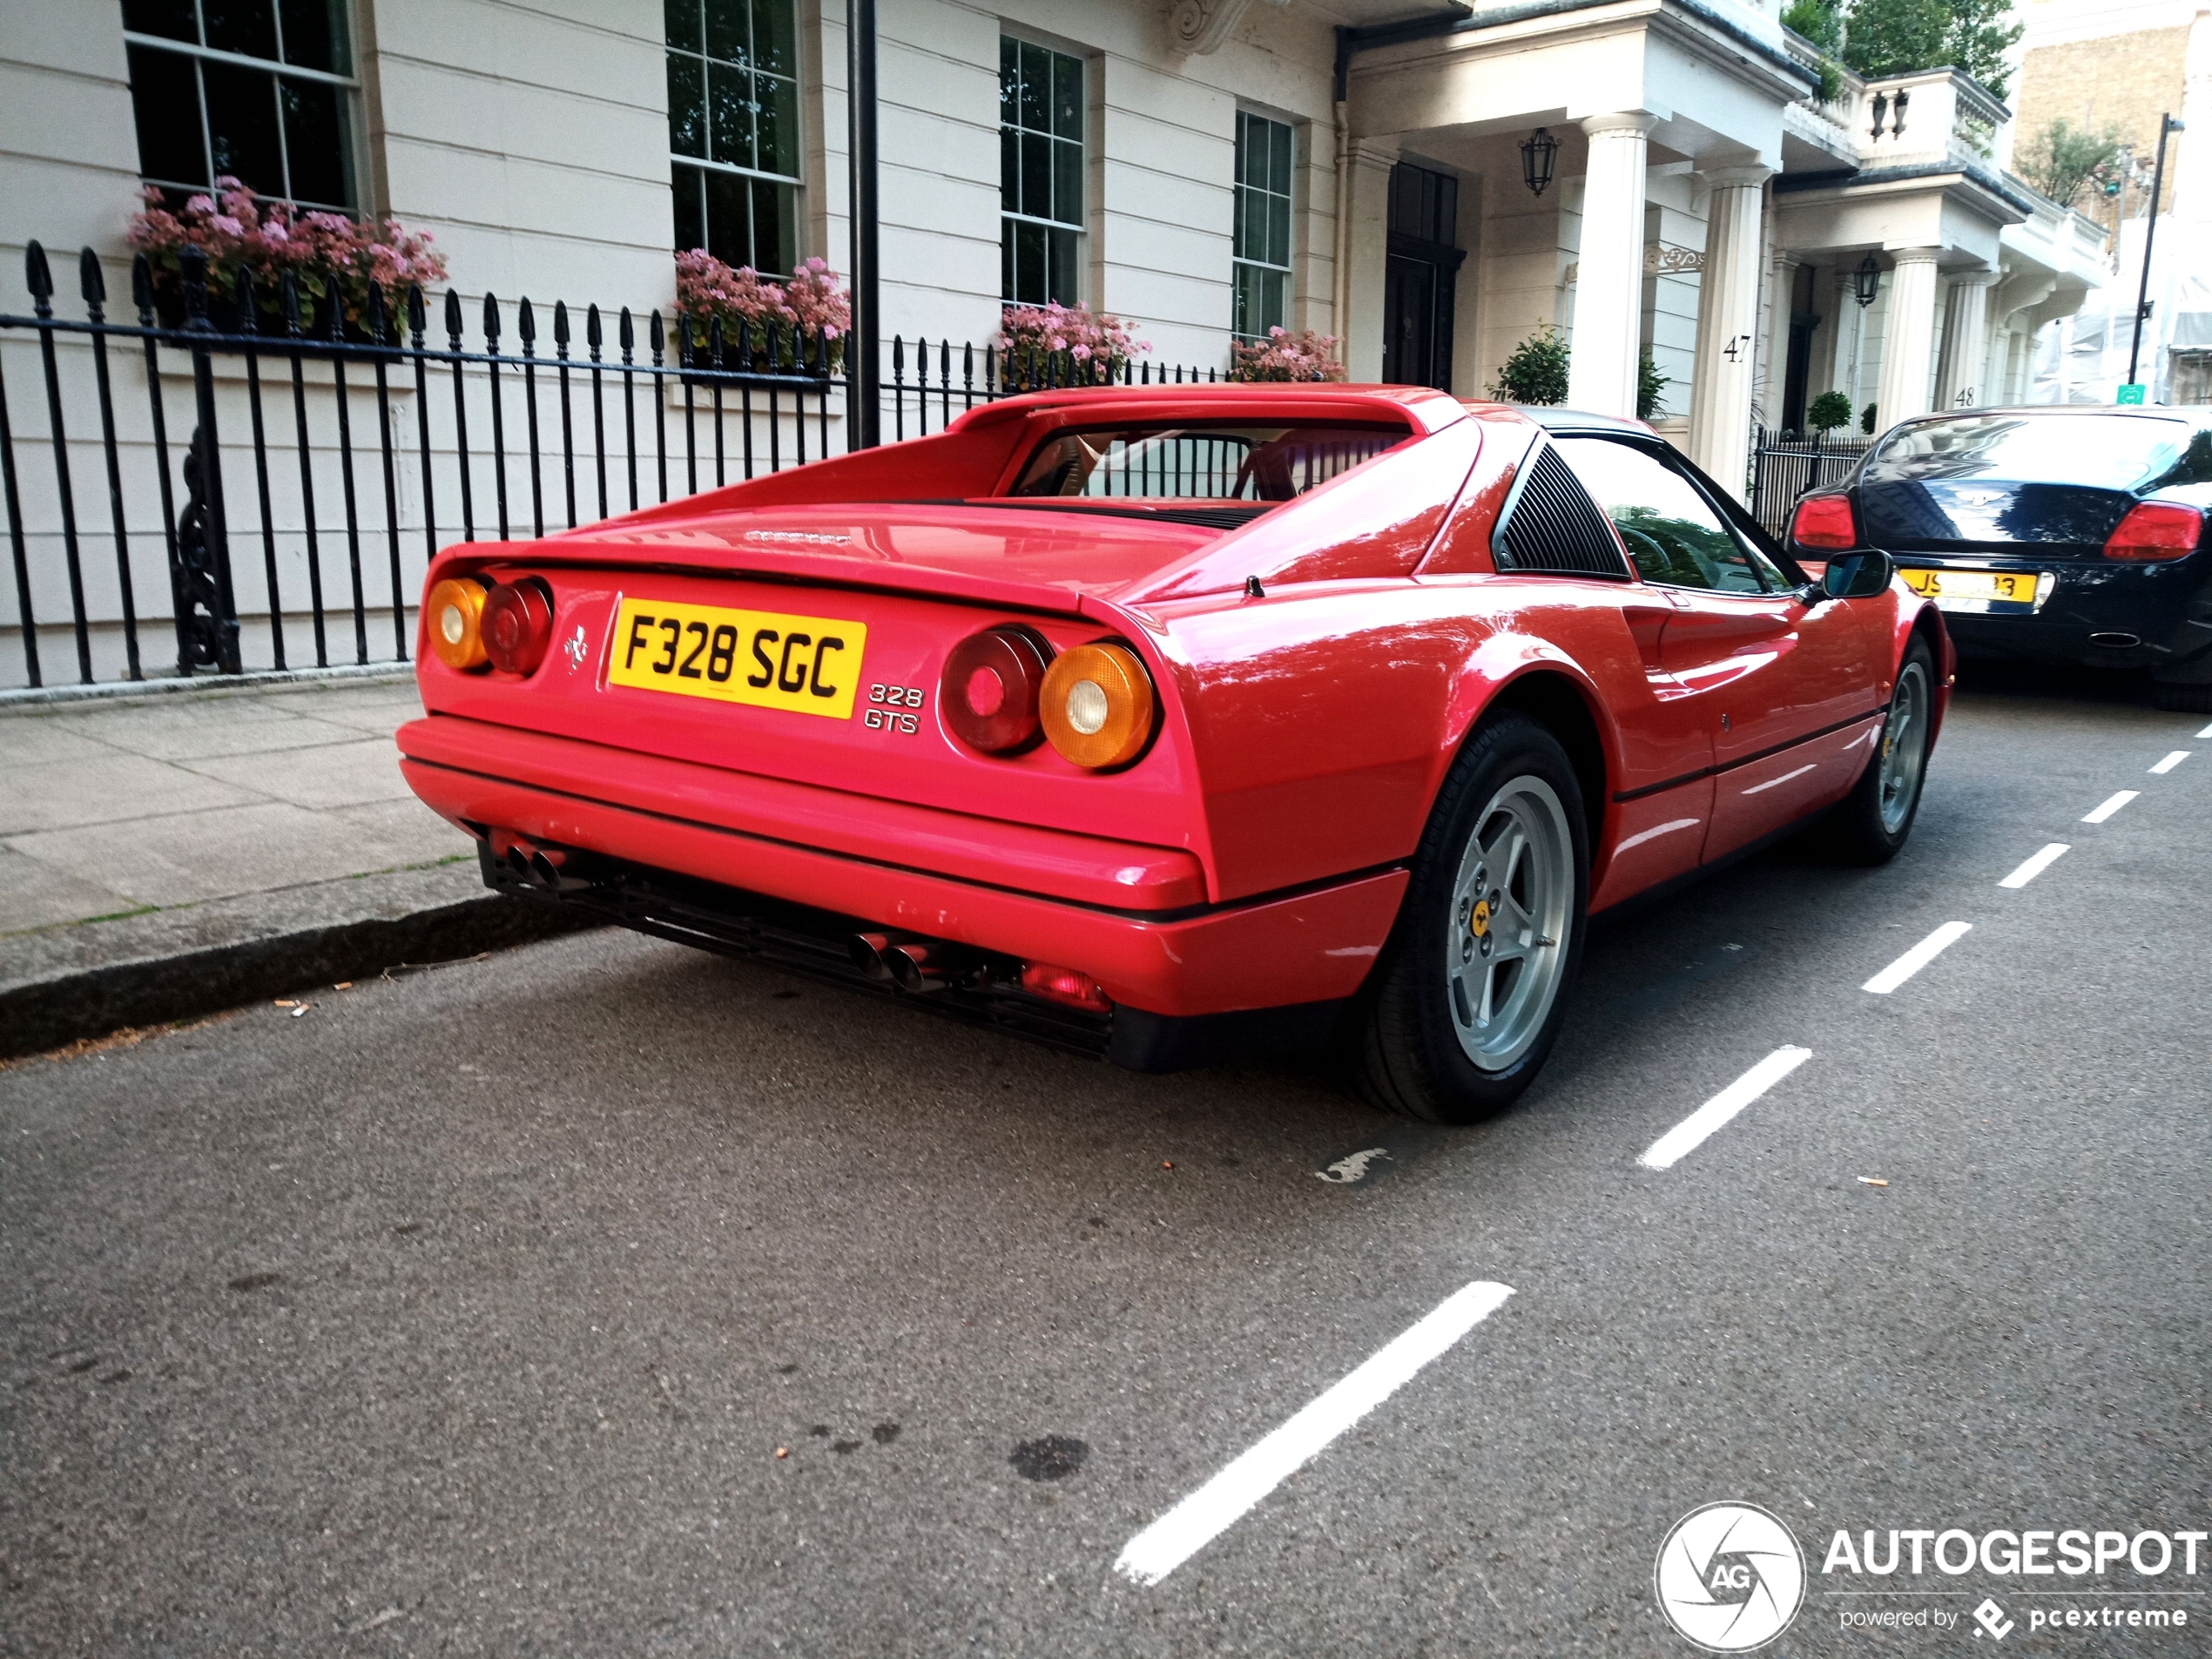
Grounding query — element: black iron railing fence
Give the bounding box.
[0,239,1219,691]
[1747,427,1872,538]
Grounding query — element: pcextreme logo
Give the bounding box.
[1654,1502,1808,1652]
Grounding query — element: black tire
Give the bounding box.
[2155,681,2212,715]
[1827,635,1937,865]
[1346,712,1589,1125]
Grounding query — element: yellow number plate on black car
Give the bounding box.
[1899,568,2041,604]
[607,597,867,719]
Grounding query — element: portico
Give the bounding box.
[1329,0,2109,498]
[1338,0,1808,493]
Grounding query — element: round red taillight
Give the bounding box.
[941,625,1052,752]
[481,578,554,676]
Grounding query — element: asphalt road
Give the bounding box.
[3,668,2209,1657]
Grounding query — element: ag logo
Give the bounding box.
[1654,1502,1805,1651]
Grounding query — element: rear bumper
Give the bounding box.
[1896,554,2212,681]
[397,714,1406,1022]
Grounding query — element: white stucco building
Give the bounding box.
[0,0,2117,685]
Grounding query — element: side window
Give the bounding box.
[1553,437,1767,593]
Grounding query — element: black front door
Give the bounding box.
[1381,161,1465,390]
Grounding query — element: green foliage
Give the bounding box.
[1638,350,1669,421]
[1783,0,1847,101]
[2016,118,2129,208]
[1492,326,1570,405]
[1838,0,2022,98]
[1940,0,2022,98]
[1808,390,1855,434]
[1861,401,1879,434]
[1840,0,1948,81]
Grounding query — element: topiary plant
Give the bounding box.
[1861,401,1879,435]
[1808,391,1854,435]
[1491,325,1570,405]
[1638,350,1669,421]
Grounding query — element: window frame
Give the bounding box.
[1548,432,1807,594]
[666,0,806,275]
[123,2,364,212]
[998,31,1088,307]
[1231,109,1296,344]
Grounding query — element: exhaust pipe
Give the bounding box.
[528,846,592,894]
[2088,631,2142,649]
[848,932,896,980]
[848,933,979,994]
[887,941,953,994]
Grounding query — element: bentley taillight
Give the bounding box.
[1039,642,1157,770]
[482,578,555,675]
[941,625,1052,752]
[1790,493,1858,550]
[2103,501,2203,561]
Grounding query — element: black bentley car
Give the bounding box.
[1787,407,2212,711]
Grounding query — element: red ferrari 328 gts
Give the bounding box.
[398,385,1950,1123]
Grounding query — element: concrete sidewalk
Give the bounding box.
[0,674,583,1054]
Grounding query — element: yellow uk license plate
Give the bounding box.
[1899,567,2040,604]
[606,597,867,719]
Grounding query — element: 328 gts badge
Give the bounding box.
[866,682,925,733]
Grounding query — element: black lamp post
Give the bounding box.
[1521,127,1558,197]
[847,0,880,448]
[1853,253,1881,307]
[2128,112,2184,390]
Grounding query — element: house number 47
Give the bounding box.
[1721,334,1749,362]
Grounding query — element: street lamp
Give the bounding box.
[2128,112,2185,392]
[1853,253,1882,307]
[1521,127,1558,197]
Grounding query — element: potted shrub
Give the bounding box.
[1807,390,1854,436]
[1490,326,1569,404]
[674,250,850,373]
[1229,327,1348,383]
[126,179,447,339]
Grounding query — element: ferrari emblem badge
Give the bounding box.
[563,624,588,671]
[1471,899,1491,939]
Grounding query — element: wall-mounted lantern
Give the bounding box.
[1853,253,1882,308]
[1521,127,1558,197]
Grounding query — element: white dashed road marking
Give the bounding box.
[1638,1047,1814,1171]
[1862,921,1973,995]
[2198,721,2212,739]
[1112,1280,1514,1586]
[2149,750,2190,774]
[2082,790,2140,824]
[1998,844,2070,889]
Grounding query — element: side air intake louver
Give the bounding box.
[1493,443,1632,578]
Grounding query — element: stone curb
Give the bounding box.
[0,662,413,710]
[0,869,597,1061]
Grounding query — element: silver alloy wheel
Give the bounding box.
[1446,774,1574,1072]
[1878,658,1932,834]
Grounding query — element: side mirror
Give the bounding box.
[1819,549,1894,600]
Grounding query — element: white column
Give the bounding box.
[1566,114,1656,416]
[1937,268,1997,410]
[1343,139,1399,383]
[1760,247,1801,428]
[1830,266,1865,408]
[1686,166,1768,495]
[1875,248,1942,430]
